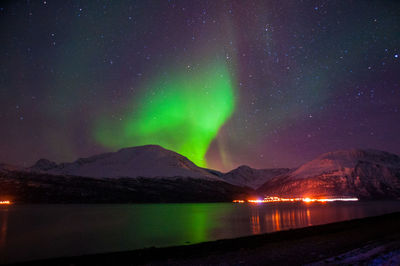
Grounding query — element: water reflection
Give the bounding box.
[1,202,400,264]
[273,209,280,231]
[246,202,397,234]
[250,208,260,234]
[306,209,311,226]
[249,205,315,232]
[0,208,8,250]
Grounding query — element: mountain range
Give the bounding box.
[257,149,400,199]
[0,146,399,202]
[29,145,219,180]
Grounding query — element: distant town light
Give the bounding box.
[0,200,11,205]
[233,197,358,204]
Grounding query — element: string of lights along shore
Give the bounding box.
[0,1,399,171]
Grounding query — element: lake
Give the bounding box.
[1,201,400,264]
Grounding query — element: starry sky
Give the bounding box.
[0,0,399,171]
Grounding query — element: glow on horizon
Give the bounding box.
[235,197,359,204]
[0,201,11,205]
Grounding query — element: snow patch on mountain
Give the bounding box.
[290,149,400,180]
[257,149,400,199]
[29,145,222,180]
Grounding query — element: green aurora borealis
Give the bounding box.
[94,60,235,167]
[1,1,400,171]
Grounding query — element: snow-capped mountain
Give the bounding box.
[221,165,290,189]
[30,145,221,180]
[257,149,400,199]
[3,147,400,202]
[1,145,255,203]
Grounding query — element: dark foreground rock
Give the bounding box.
[10,211,400,265]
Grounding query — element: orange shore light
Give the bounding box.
[0,200,11,205]
[233,196,358,204]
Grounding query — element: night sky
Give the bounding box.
[0,0,399,171]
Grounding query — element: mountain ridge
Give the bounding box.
[29,145,221,180]
[1,146,400,202]
[221,165,291,189]
[257,149,400,199]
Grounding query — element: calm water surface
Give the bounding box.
[1,201,400,263]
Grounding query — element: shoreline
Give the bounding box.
[9,211,400,265]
